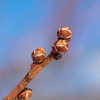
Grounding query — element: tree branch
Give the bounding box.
[3,52,54,100]
[3,26,72,100]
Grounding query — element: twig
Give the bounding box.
[3,52,54,100]
[3,26,72,100]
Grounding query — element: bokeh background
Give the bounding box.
[0,0,100,100]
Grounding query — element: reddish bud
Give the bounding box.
[31,47,46,64]
[52,40,68,60]
[57,27,72,42]
[52,40,68,53]
[18,88,32,100]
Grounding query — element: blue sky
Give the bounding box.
[0,0,53,68]
[1,0,100,100]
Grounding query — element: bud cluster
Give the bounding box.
[52,27,72,60]
[31,26,72,63]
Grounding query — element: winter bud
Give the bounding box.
[31,47,46,64]
[57,27,72,42]
[52,40,68,60]
[18,88,32,100]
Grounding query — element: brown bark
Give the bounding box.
[3,52,54,100]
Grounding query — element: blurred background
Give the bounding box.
[0,0,100,100]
